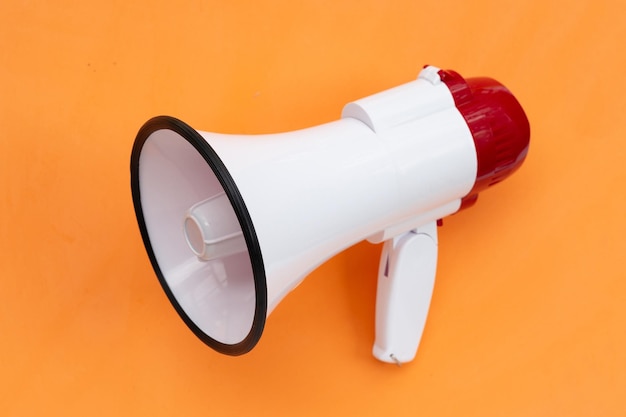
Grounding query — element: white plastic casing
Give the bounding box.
[373,222,438,364]
[202,67,476,315]
[133,66,480,361]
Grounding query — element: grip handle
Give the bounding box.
[373,221,438,364]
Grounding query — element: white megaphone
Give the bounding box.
[130,65,529,364]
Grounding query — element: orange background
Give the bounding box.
[1,1,625,415]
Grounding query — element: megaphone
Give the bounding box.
[130,65,529,364]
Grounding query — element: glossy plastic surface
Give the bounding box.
[184,193,247,260]
[439,69,530,195]
[134,127,259,348]
[373,221,438,364]
[131,66,529,361]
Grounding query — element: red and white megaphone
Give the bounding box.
[131,65,529,364]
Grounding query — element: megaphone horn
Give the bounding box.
[130,65,530,364]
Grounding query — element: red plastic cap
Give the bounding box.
[438,69,530,198]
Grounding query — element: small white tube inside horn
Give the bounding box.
[184,192,247,261]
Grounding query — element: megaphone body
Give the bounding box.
[131,66,529,364]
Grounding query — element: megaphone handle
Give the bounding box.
[373,221,438,365]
